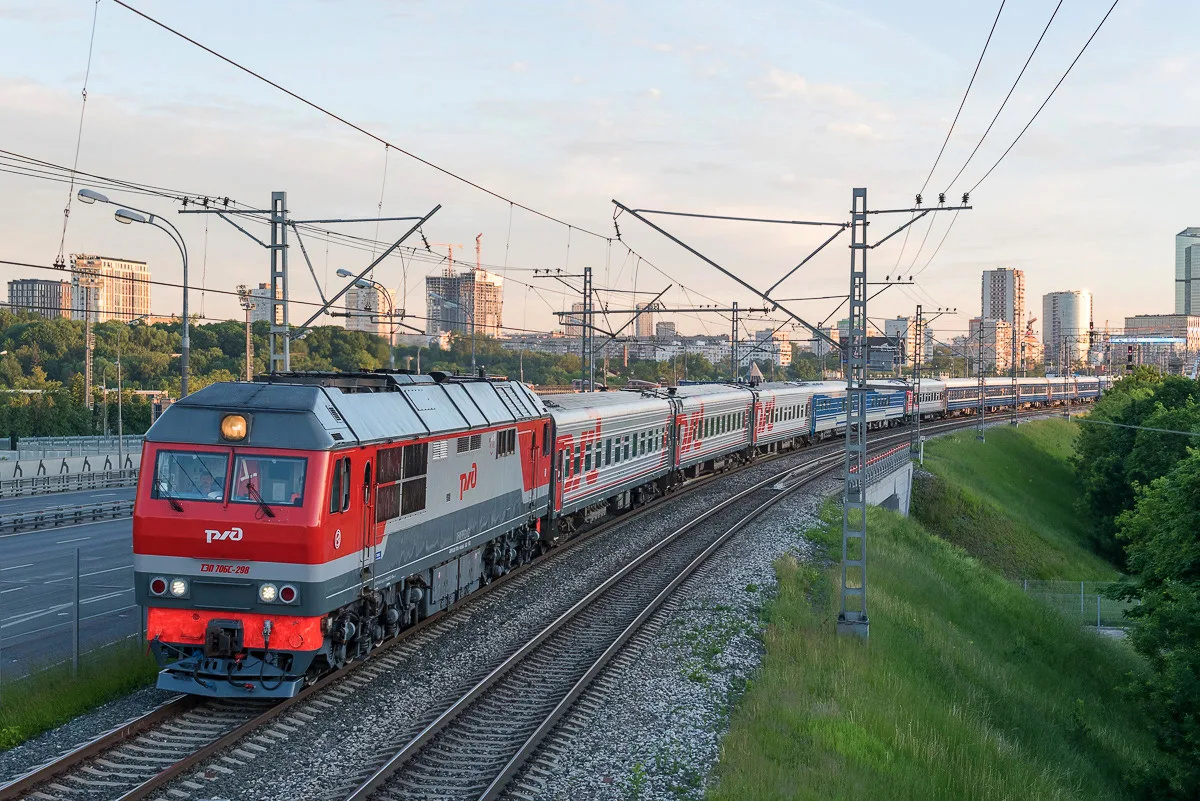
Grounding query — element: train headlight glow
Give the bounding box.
[169,578,188,597]
[220,414,248,441]
[258,583,278,603]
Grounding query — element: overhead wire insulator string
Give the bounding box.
[895,0,1004,273]
[56,0,102,268]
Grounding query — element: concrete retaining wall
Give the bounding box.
[866,460,913,516]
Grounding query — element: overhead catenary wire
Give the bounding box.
[942,0,1064,192]
[55,0,103,267]
[969,0,1121,193]
[109,0,609,240]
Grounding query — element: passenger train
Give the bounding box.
[133,370,1109,696]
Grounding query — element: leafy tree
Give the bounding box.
[1114,450,1200,798]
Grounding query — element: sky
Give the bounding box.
[0,0,1194,343]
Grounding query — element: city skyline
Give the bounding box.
[0,2,1195,344]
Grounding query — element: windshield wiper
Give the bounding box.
[244,481,276,519]
[156,480,184,512]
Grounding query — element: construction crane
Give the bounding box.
[427,243,464,276]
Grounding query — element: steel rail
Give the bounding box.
[0,405,1070,800]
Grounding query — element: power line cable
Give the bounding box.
[943,0,1064,192]
[970,0,1121,192]
[918,0,1007,196]
[56,0,103,267]
[109,0,609,240]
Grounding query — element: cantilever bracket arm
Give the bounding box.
[215,212,272,249]
[613,199,841,352]
[767,225,848,295]
[290,204,441,340]
[289,223,329,305]
[591,285,670,357]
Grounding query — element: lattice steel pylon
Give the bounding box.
[839,187,870,638]
[269,191,290,374]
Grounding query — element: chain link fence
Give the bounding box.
[1020,579,1135,628]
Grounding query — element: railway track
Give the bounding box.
[338,448,844,801]
[0,409,1062,801]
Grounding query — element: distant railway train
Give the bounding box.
[134,371,1110,697]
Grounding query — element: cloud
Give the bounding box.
[509,61,529,73]
[825,121,880,140]
[647,88,662,100]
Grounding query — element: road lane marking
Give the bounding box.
[56,536,92,545]
[0,587,23,594]
[0,564,34,571]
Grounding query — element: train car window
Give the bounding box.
[401,477,427,515]
[624,436,630,461]
[377,445,404,484]
[543,424,551,456]
[574,445,581,476]
[152,450,229,503]
[376,483,401,522]
[585,445,592,472]
[363,462,372,504]
[230,455,307,508]
[404,442,429,477]
[496,429,517,458]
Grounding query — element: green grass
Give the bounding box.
[707,503,1156,801]
[0,640,160,751]
[914,418,1117,580]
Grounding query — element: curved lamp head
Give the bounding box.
[77,188,109,205]
[353,279,371,289]
[336,268,354,278]
[114,208,147,225]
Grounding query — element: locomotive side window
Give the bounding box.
[329,457,351,513]
[152,450,228,503]
[543,424,551,456]
[230,455,307,507]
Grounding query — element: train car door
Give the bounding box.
[360,459,374,586]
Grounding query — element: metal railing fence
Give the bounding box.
[1020,579,1135,628]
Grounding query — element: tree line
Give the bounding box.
[1073,367,1200,797]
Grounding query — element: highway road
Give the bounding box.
[0,486,136,515]
[0,492,139,678]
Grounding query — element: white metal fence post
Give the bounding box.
[1097,595,1102,628]
[72,547,80,677]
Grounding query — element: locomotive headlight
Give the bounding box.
[169,578,188,597]
[258,583,278,603]
[220,414,248,441]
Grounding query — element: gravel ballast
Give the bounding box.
[509,476,838,801]
[154,447,850,801]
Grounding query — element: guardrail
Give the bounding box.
[0,500,134,534]
[0,469,138,498]
[2,434,145,458]
[847,444,911,493]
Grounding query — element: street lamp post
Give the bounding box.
[337,270,398,370]
[77,189,190,397]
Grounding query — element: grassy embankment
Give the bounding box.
[708,419,1154,800]
[0,641,159,750]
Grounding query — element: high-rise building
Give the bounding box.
[883,317,916,368]
[70,255,151,322]
[7,278,72,318]
[752,328,791,367]
[968,317,1013,372]
[345,284,385,335]
[981,267,1025,328]
[655,321,676,340]
[425,269,504,338]
[634,302,658,340]
[1122,314,1200,373]
[1042,290,1093,370]
[248,282,280,324]
[564,302,586,337]
[1175,228,1200,314]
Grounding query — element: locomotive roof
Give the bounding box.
[540,390,664,410]
[146,373,547,450]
